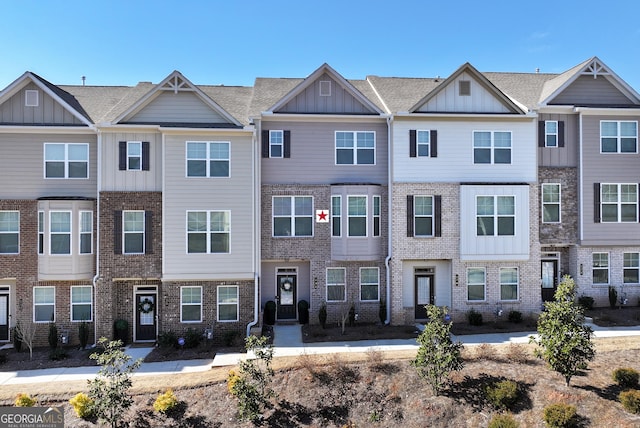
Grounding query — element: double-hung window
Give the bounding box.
[38,211,44,254]
[542,183,561,223]
[127,141,142,170]
[331,196,341,237]
[217,285,238,321]
[269,130,283,158]
[476,196,515,236]
[601,184,638,222]
[181,286,202,322]
[79,211,92,254]
[44,143,89,178]
[500,267,518,300]
[473,131,511,164]
[71,286,92,322]
[360,267,379,301]
[0,211,19,254]
[50,211,71,254]
[123,211,145,254]
[373,196,380,237]
[414,196,434,237]
[593,253,609,284]
[545,121,558,147]
[187,210,230,253]
[326,268,346,302]
[34,286,55,322]
[273,196,313,237]
[336,131,375,165]
[601,121,637,153]
[467,268,485,301]
[624,253,640,284]
[186,141,230,177]
[417,130,431,156]
[348,196,367,237]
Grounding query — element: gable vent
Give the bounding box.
[459,80,471,96]
[319,80,331,97]
[25,90,39,107]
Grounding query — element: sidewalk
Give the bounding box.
[1,322,639,386]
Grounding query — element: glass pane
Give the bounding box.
[621,185,638,203]
[332,196,341,215]
[72,287,91,303]
[361,268,378,284]
[593,269,608,284]
[294,217,312,236]
[210,212,230,232]
[209,142,229,159]
[327,285,345,301]
[124,212,143,232]
[210,233,229,253]
[497,217,515,235]
[187,160,206,177]
[72,304,92,322]
[601,122,617,136]
[621,138,637,153]
[543,205,560,223]
[601,184,618,202]
[348,197,366,215]
[182,305,201,321]
[473,132,491,147]
[0,212,18,231]
[357,148,374,164]
[124,233,143,253]
[68,144,87,160]
[546,135,557,147]
[35,305,54,322]
[474,148,491,163]
[273,197,291,216]
[68,162,88,178]
[477,197,494,215]
[348,217,366,236]
[601,204,618,222]
[210,160,229,177]
[414,196,432,216]
[181,287,201,304]
[624,269,639,284]
[621,121,637,136]
[621,204,637,222]
[218,287,238,303]
[501,284,518,300]
[468,284,484,301]
[0,234,18,253]
[327,269,345,284]
[128,142,141,156]
[356,132,374,148]
[219,305,237,321]
[128,157,141,170]
[46,162,65,178]
[270,145,282,157]
[593,253,608,267]
[295,197,313,215]
[81,212,92,232]
[273,218,291,236]
[51,235,70,254]
[80,234,92,253]
[270,131,283,144]
[546,121,557,133]
[415,217,433,236]
[45,144,65,160]
[336,149,353,164]
[500,268,518,283]
[543,185,560,202]
[187,233,207,252]
[187,142,206,158]
[336,132,354,148]
[497,197,515,215]
[361,284,378,301]
[601,138,618,152]
[467,268,485,284]
[494,149,511,164]
[477,217,494,235]
[624,253,639,268]
[188,212,207,231]
[494,132,511,147]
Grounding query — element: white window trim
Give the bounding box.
[476,195,516,237]
[49,210,71,255]
[472,131,512,165]
[416,130,431,157]
[25,89,39,107]
[592,252,610,285]
[624,252,640,285]
[38,211,44,255]
[181,286,203,323]
[217,285,239,322]
[127,141,142,171]
[122,210,145,255]
[600,183,639,223]
[545,121,558,148]
[600,120,638,154]
[347,195,368,237]
[34,286,55,323]
[43,143,89,179]
[326,267,346,302]
[335,131,376,166]
[185,141,231,178]
[319,80,331,96]
[359,267,380,302]
[0,210,19,255]
[269,130,284,158]
[186,210,231,254]
[414,195,434,237]
[272,196,314,238]
[331,195,341,237]
[499,267,519,301]
[542,183,561,224]
[467,267,486,302]
[79,210,93,254]
[70,285,93,322]
[373,195,381,237]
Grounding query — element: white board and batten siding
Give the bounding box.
[100,132,162,192]
[128,92,228,124]
[392,119,537,183]
[162,133,256,280]
[537,113,579,167]
[0,82,85,125]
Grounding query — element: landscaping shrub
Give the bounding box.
[319,302,327,328]
[264,300,276,325]
[0,353,6,365]
[475,343,498,361]
[298,300,309,324]
[467,308,483,326]
[507,310,522,324]
[504,344,529,364]
[223,330,238,346]
[613,367,640,388]
[577,295,594,310]
[609,286,618,309]
[183,328,203,349]
[79,321,90,349]
[12,326,22,352]
[69,392,94,419]
[543,403,577,427]
[379,299,386,324]
[49,348,68,361]
[619,389,640,414]
[153,389,179,414]
[157,330,178,348]
[488,413,519,428]
[14,393,36,407]
[227,370,240,394]
[486,379,519,410]
[48,322,58,349]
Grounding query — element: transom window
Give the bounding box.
[476,196,515,236]
[336,131,375,165]
[624,253,640,284]
[181,286,203,322]
[601,184,638,223]
[500,267,518,300]
[360,267,379,301]
[217,285,238,322]
[601,121,637,153]
[186,141,230,177]
[545,121,558,147]
[269,130,283,158]
[44,143,89,178]
[34,286,55,322]
[467,268,485,301]
[414,196,434,237]
[127,141,142,170]
[0,211,19,254]
[417,130,431,156]
[542,183,561,223]
[593,253,609,285]
[79,211,93,254]
[348,196,367,237]
[71,286,92,322]
[50,211,71,255]
[272,196,313,237]
[187,211,230,253]
[326,268,346,302]
[473,131,511,164]
[123,211,145,254]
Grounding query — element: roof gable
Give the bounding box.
[268,64,382,115]
[114,71,242,127]
[410,63,526,114]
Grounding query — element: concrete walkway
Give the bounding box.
[1,322,639,386]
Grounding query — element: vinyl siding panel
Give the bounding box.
[0,133,97,199]
[537,113,579,167]
[261,120,388,185]
[552,75,636,106]
[392,118,537,183]
[0,82,85,125]
[100,132,162,191]
[127,92,230,124]
[163,132,255,279]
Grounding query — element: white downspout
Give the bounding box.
[246,123,260,336]
[385,115,393,325]
[92,128,102,346]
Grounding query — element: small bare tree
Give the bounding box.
[15,321,38,360]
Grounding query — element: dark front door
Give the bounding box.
[415,273,434,319]
[135,292,157,341]
[277,274,297,320]
[0,293,8,341]
[541,260,558,302]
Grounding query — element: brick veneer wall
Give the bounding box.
[539,167,578,244]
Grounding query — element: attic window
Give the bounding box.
[25,90,39,107]
[459,81,471,96]
[319,81,331,97]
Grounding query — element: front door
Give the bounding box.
[541,260,558,302]
[135,291,157,341]
[415,272,434,319]
[0,293,8,341]
[277,274,297,320]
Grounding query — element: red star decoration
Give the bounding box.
[317,211,328,221]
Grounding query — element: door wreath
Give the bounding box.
[138,298,154,314]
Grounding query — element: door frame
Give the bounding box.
[414,267,435,320]
[276,267,298,321]
[541,252,560,302]
[133,286,158,342]
[0,286,9,342]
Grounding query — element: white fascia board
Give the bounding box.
[535,106,576,114]
[574,107,640,116]
[392,112,535,120]
[0,125,96,134]
[158,126,254,136]
[259,113,389,123]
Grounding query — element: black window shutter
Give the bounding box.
[142,141,150,170]
[538,121,545,147]
[113,210,122,254]
[118,142,127,170]
[409,130,417,158]
[434,195,442,237]
[261,130,269,158]
[284,130,291,158]
[594,183,601,223]
[430,130,438,157]
[407,195,414,237]
[145,211,153,254]
[558,121,565,147]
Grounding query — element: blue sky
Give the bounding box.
[2,0,640,91]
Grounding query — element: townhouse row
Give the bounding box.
[0,56,638,346]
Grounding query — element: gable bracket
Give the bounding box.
[582,60,611,80]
